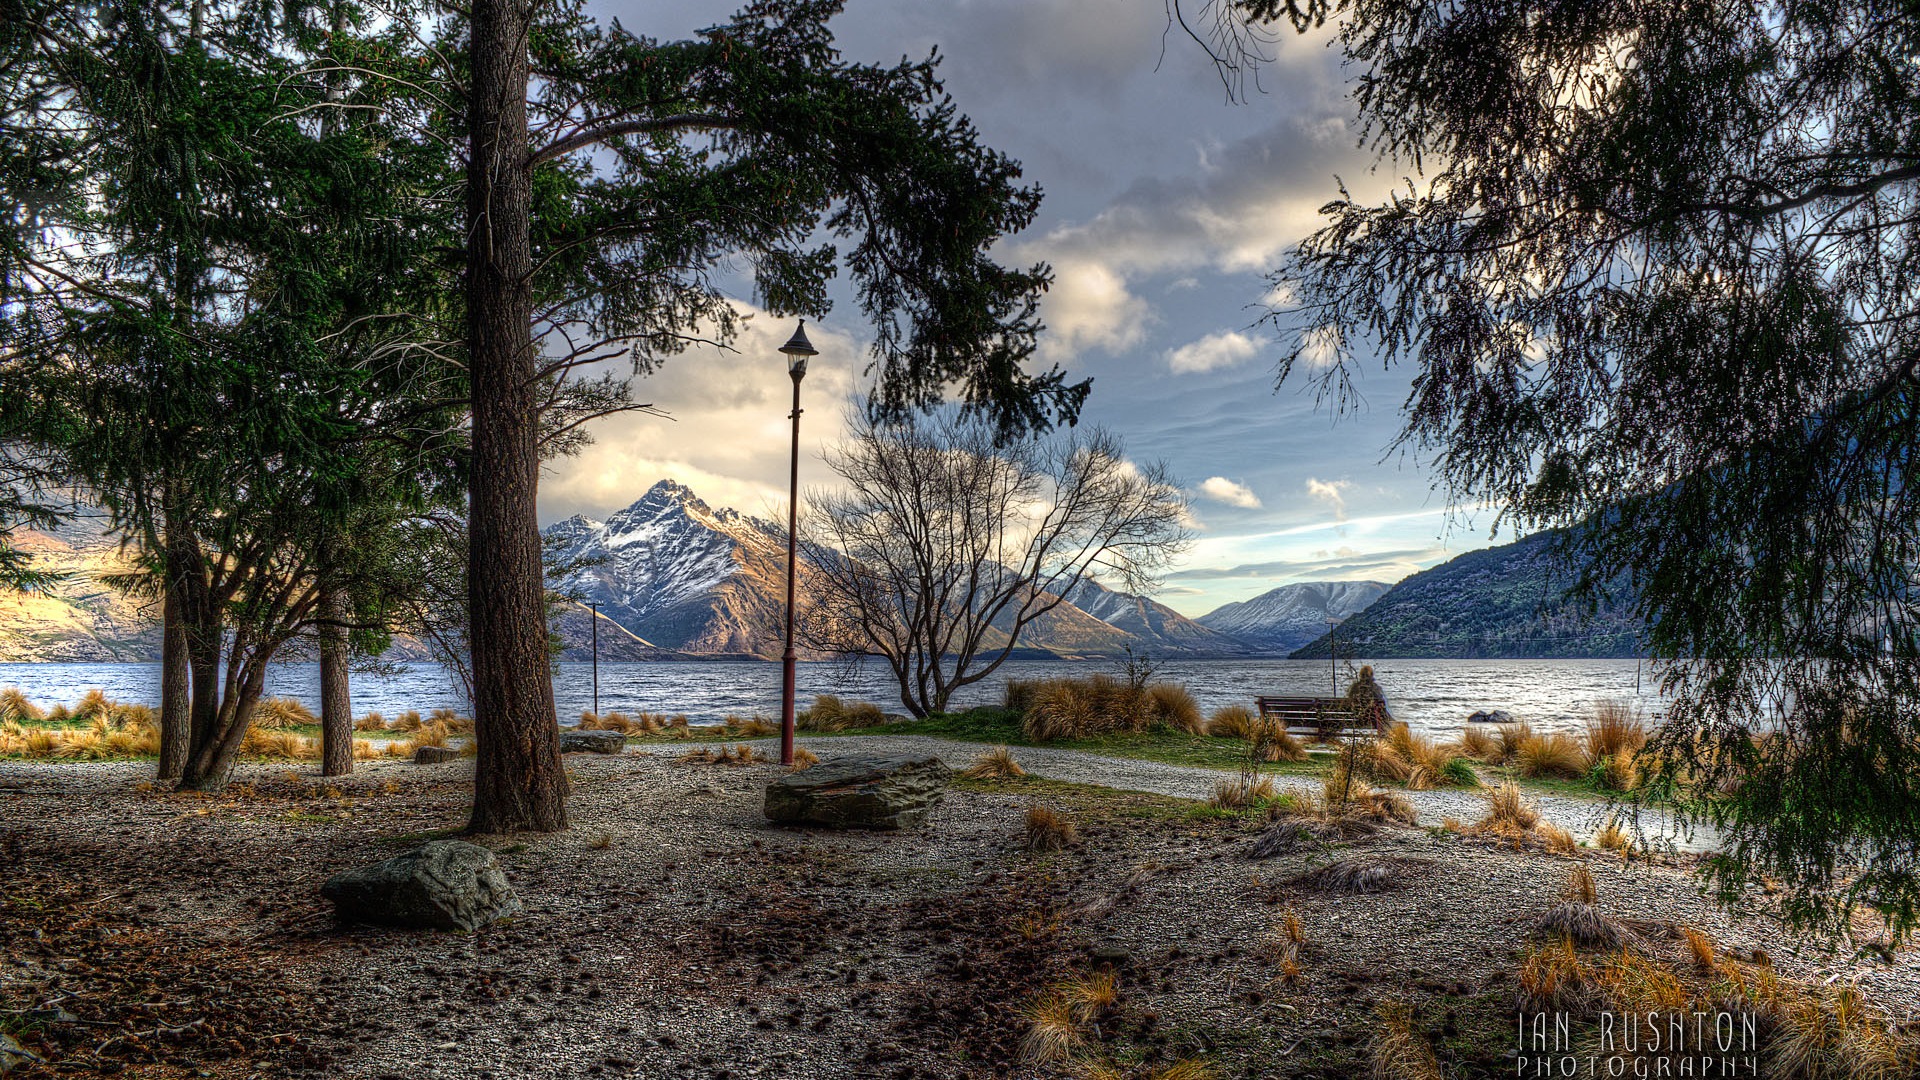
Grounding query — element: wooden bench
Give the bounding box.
[1255,696,1392,743]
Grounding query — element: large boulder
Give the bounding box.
[557,729,625,754]
[321,840,521,932]
[764,754,951,830]
[412,745,462,764]
[1468,709,1515,725]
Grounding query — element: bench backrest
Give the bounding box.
[1254,695,1391,736]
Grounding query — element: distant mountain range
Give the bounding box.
[0,481,1644,664]
[1193,580,1390,655]
[542,481,1258,660]
[1287,528,1644,659]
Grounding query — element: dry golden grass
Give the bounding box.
[1025,805,1078,851]
[1020,991,1086,1066]
[788,747,820,769]
[1243,719,1308,763]
[1516,731,1589,779]
[353,712,386,732]
[352,740,380,761]
[383,740,413,758]
[1517,938,1595,1012]
[1144,1062,1216,1080]
[1533,902,1635,951]
[1454,725,1500,763]
[1494,721,1534,764]
[1594,816,1632,853]
[678,743,769,766]
[962,745,1027,779]
[73,688,113,720]
[254,697,317,728]
[411,721,450,749]
[798,694,889,732]
[722,715,780,738]
[1680,925,1716,972]
[1209,774,1277,810]
[1536,822,1578,853]
[0,686,44,722]
[1596,749,1640,791]
[1370,723,1475,789]
[1143,683,1204,734]
[45,704,70,723]
[1207,703,1258,739]
[1584,700,1650,760]
[1564,864,1598,904]
[1764,983,1914,1080]
[1367,1001,1444,1080]
[388,710,424,732]
[1482,781,1542,831]
[1592,949,1690,1012]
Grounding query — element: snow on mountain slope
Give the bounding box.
[1195,580,1391,654]
[1064,578,1252,656]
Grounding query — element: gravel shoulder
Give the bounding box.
[1,751,1906,1080]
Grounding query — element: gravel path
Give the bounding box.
[640,733,1710,852]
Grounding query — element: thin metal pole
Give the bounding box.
[588,601,599,717]
[780,372,802,767]
[1327,617,1339,698]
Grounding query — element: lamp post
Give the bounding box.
[587,601,600,718]
[777,320,817,767]
[1326,617,1340,699]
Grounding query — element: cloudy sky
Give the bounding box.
[541,0,1504,617]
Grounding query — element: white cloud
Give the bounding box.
[1305,477,1352,519]
[1198,476,1262,509]
[1037,256,1150,361]
[1166,330,1260,374]
[538,305,863,523]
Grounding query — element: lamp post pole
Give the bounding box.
[1326,617,1340,699]
[778,322,817,768]
[588,601,599,718]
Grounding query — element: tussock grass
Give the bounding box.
[1482,781,1541,830]
[352,740,380,761]
[411,721,451,749]
[1680,925,1717,972]
[74,688,113,720]
[1564,864,1598,904]
[1021,971,1121,1066]
[1209,773,1276,810]
[0,686,44,722]
[1584,700,1650,760]
[962,745,1027,779]
[1454,725,1500,763]
[388,710,424,731]
[788,747,820,769]
[1537,822,1578,853]
[1371,723,1475,789]
[1207,703,1258,739]
[1533,902,1636,950]
[1019,675,1210,741]
[1516,731,1589,779]
[1495,722,1534,764]
[354,712,386,733]
[254,697,318,728]
[1517,938,1595,1013]
[1143,683,1204,734]
[1294,857,1420,895]
[719,715,780,739]
[1594,816,1632,853]
[1368,1000,1444,1080]
[1024,805,1078,851]
[798,694,888,732]
[678,743,768,766]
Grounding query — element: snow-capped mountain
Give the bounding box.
[544,480,1253,659]
[1064,578,1252,657]
[1195,580,1391,655]
[543,480,797,656]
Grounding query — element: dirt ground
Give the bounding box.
[1,749,1914,1080]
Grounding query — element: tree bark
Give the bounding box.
[318,574,353,777]
[157,567,192,780]
[465,0,568,833]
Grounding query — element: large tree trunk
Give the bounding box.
[157,575,191,780]
[465,0,568,833]
[318,574,353,776]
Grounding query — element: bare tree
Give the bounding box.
[804,411,1189,717]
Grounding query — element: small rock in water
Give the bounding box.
[557,729,625,754]
[321,840,521,932]
[1467,709,1514,725]
[412,746,462,764]
[764,754,950,830]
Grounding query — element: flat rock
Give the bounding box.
[321,840,521,932]
[557,729,625,754]
[763,754,950,830]
[412,746,462,764]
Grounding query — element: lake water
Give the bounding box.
[0,657,1665,736]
